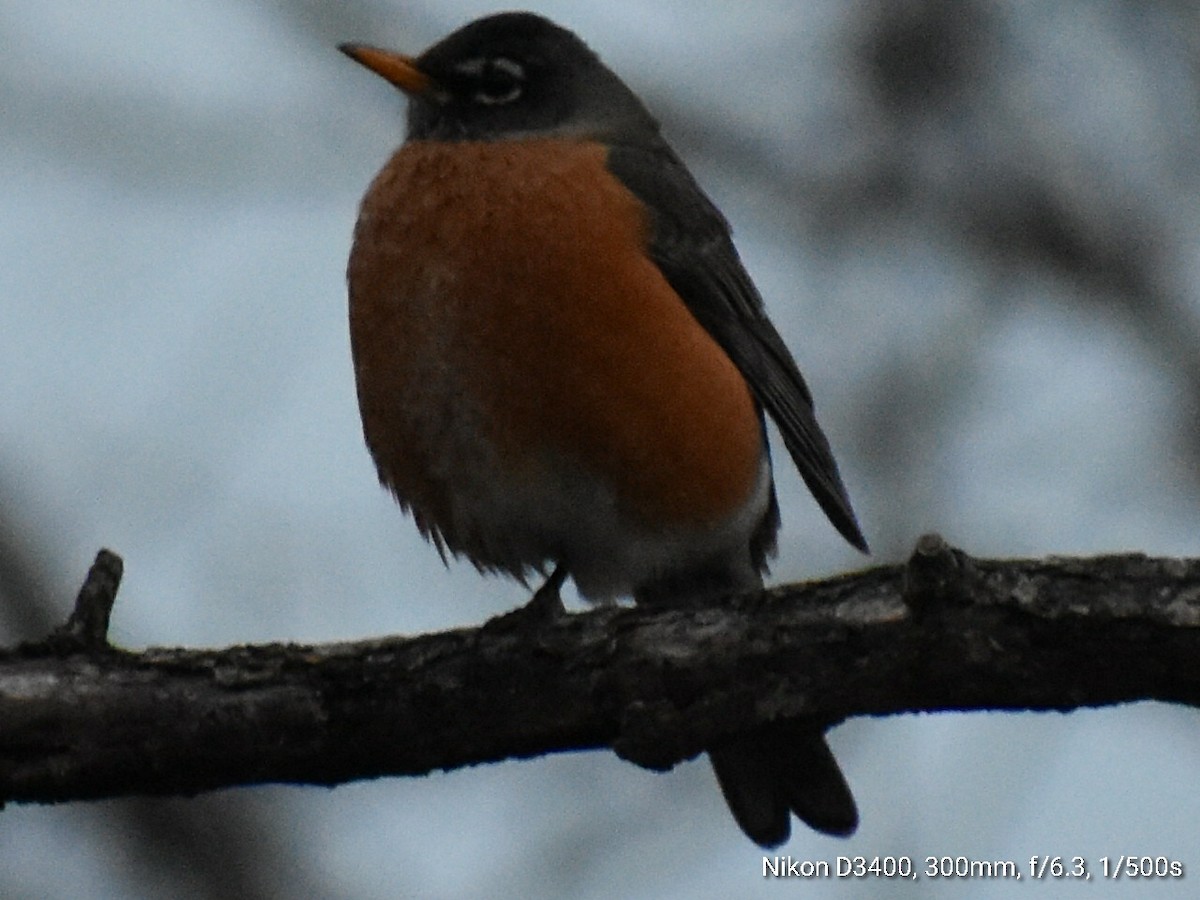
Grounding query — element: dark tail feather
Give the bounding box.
[709,721,857,847]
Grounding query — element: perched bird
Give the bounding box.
[341,11,868,847]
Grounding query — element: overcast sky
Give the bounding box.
[4,2,1200,898]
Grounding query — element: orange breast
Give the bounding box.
[348,138,764,532]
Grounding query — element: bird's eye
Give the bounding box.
[456,56,525,106]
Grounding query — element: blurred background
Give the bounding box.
[4,1,1200,897]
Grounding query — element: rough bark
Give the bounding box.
[3,536,1198,805]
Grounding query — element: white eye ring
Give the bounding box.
[456,56,525,105]
[488,57,525,80]
[474,83,521,105]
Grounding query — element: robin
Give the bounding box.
[341,11,868,847]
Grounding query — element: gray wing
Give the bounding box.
[607,142,868,552]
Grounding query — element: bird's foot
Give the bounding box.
[482,565,567,632]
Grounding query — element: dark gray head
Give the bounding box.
[341,12,661,143]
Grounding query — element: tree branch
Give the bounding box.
[3,536,1199,806]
